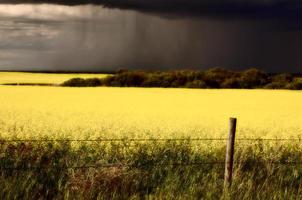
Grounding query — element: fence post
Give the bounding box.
[224,117,237,190]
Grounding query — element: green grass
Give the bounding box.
[1,140,302,199]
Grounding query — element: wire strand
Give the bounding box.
[0,138,301,142]
[2,161,302,171]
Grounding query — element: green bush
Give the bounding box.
[272,73,294,83]
[221,77,240,88]
[237,68,269,88]
[203,68,234,88]
[61,78,86,87]
[61,78,102,87]
[185,80,207,88]
[286,79,302,90]
[264,82,287,89]
[264,74,295,89]
[60,69,302,90]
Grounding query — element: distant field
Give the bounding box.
[0,72,109,84]
[0,86,301,139]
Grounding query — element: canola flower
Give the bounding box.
[0,72,108,84]
[0,86,301,140]
[0,76,302,199]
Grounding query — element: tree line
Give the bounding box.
[61,68,302,89]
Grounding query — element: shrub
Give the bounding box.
[221,77,240,88]
[203,68,232,88]
[142,75,161,87]
[264,82,287,89]
[237,68,269,88]
[185,80,207,88]
[271,73,294,83]
[61,69,301,90]
[86,78,103,87]
[264,73,295,89]
[61,78,87,87]
[286,79,302,90]
[61,78,102,87]
[102,72,147,87]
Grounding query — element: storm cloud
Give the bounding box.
[1,0,302,18]
[0,3,301,72]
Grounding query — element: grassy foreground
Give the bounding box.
[1,140,302,199]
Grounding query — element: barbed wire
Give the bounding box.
[0,138,301,143]
[0,138,226,142]
[1,138,301,170]
[1,161,302,171]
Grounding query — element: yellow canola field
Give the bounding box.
[0,72,108,84]
[0,86,301,139]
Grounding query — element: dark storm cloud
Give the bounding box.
[0,3,301,73]
[1,0,302,18]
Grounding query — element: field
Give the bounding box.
[1,73,302,199]
[0,86,301,139]
[0,72,108,85]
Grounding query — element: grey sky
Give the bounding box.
[0,4,301,72]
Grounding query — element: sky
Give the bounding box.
[0,1,301,72]
[2,0,302,15]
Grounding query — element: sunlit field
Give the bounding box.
[0,85,301,139]
[0,72,108,85]
[1,83,302,198]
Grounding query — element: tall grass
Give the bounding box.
[1,140,302,199]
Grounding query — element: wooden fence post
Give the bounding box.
[224,117,237,189]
